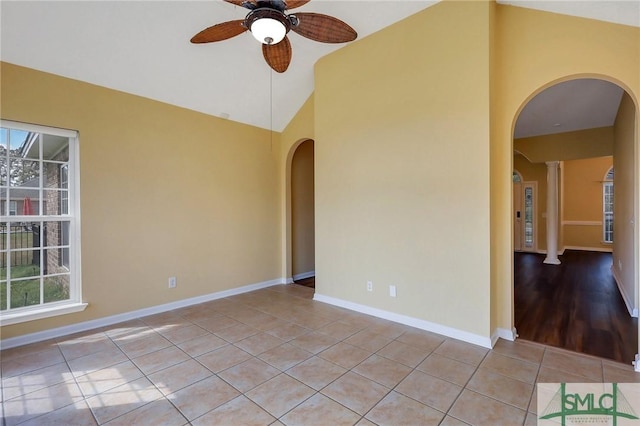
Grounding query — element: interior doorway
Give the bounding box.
[512,77,638,363]
[290,140,315,288]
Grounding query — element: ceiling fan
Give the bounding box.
[191,0,357,73]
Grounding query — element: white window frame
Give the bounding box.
[0,120,85,326]
[603,167,614,244]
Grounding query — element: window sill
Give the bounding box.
[0,302,88,326]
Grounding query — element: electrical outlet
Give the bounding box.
[168,276,177,288]
[389,285,397,297]
[367,281,373,292]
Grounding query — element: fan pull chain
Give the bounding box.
[270,67,273,153]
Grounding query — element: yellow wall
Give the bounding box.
[562,156,613,250]
[0,62,281,339]
[613,93,638,314]
[291,140,315,277]
[315,0,492,338]
[515,127,614,163]
[490,4,639,333]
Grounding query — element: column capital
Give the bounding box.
[545,161,560,167]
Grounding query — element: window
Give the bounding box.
[0,121,85,325]
[524,185,534,249]
[603,167,614,243]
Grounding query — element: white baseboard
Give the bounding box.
[1,277,286,350]
[293,270,315,281]
[313,293,493,349]
[612,266,638,318]
[285,277,295,284]
[491,327,517,346]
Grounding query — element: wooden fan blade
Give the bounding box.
[191,20,247,43]
[284,0,310,9]
[291,12,357,43]
[223,0,257,9]
[262,36,292,73]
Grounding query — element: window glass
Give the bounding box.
[603,167,613,243]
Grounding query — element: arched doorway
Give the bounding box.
[512,78,638,363]
[290,140,315,288]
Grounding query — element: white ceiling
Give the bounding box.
[1,1,638,133]
[514,79,625,139]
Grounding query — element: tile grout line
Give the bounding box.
[440,344,489,424]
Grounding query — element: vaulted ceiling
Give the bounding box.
[1,1,638,134]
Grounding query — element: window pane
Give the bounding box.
[8,222,39,250]
[60,191,69,215]
[0,250,6,281]
[0,128,7,156]
[44,248,69,275]
[60,165,69,190]
[606,168,614,181]
[0,281,6,311]
[0,157,6,187]
[603,182,614,243]
[43,161,68,187]
[43,221,70,247]
[42,136,68,162]
[43,275,70,303]
[9,253,40,279]
[7,189,40,215]
[20,133,39,160]
[11,278,41,308]
[8,130,30,157]
[524,187,534,248]
[9,159,39,187]
[43,190,67,215]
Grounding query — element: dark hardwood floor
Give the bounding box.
[294,276,315,288]
[515,250,638,363]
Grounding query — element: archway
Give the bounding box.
[287,139,315,287]
[511,77,638,363]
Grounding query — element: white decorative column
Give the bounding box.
[544,161,561,265]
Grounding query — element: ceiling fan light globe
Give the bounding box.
[251,18,286,44]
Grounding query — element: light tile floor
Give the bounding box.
[1,284,639,425]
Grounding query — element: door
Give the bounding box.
[514,182,522,251]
